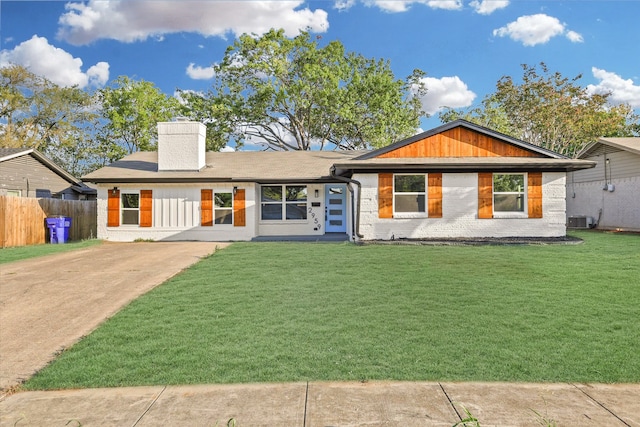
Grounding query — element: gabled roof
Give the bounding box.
[577,137,640,158]
[0,147,95,193]
[355,119,567,160]
[83,150,363,183]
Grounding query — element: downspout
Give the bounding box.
[330,166,364,239]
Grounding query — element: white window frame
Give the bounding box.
[214,191,233,225]
[393,174,428,218]
[260,185,308,222]
[121,191,140,226]
[6,189,21,197]
[493,173,528,218]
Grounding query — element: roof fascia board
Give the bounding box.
[0,148,34,162]
[356,119,566,160]
[333,160,595,173]
[578,138,640,158]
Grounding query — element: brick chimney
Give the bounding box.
[157,119,206,171]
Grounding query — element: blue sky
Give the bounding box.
[1,0,639,133]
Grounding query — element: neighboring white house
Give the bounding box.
[567,137,640,231]
[82,119,594,242]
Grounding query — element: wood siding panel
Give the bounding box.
[378,173,393,218]
[528,172,543,219]
[0,154,77,198]
[140,190,153,227]
[108,189,120,227]
[378,127,541,158]
[428,173,443,218]
[478,173,493,219]
[234,189,246,227]
[200,189,213,226]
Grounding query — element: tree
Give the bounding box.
[440,63,639,157]
[179,29,426,151]
[0,65,99,175]
[98,76,180,157]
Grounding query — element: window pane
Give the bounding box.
[395,175,425,192]
[286,203,308,220]
[286,186,307,201]
[261,186,282,202]
[494,174,524,192]
[214,193,232,208]
[394,194,426,213]
[494,194,524,212]
[215,209,233,224]
[261,204,282,220]
[122,210,139,225]
[122,194,139,209]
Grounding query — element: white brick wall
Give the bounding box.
[355,172,567,240]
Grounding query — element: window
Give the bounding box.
[6,190,20,197]
[393,174,426,214]
[214,192,233,224]
[121,193,140,225]
[493,174,525,213]
[261,185,307,221]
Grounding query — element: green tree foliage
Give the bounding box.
[179,29,426,151]
[98,76,180,158]
[440,63,638,157]
[0,64,99,175]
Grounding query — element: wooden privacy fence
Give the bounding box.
[0,196,97,248]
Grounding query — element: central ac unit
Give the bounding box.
[568,216,594,229]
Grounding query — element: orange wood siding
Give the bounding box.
[528,172,543,218]
[378,128,541,158]
[139,190,153,227]
[201,189,213,226]
[427,173,443,218]
[107,189,120,227]
[478,173,493,219]
[233,189,246,227]
[378,173,393,218]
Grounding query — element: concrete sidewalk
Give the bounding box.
[1,381,638,426]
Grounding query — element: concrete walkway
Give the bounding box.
[0,241,224,392]
[1,381,638,426]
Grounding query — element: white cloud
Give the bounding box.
[186,63,215,80]
[417,76,476,115]
[365,0,462,12]
[565,30,584,43]
[57,0,329,45]
[0,35,109,88]
[334,0,357,11]
[493,14,582,46]
[587,68,640,108]
[470,0,509,15]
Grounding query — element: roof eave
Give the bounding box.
[333,160,596,174]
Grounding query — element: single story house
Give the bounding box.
[82,119,594,242]
[0,148,96,200]
[566,137,640,231]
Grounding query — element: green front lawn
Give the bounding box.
[24,231,640,389]
[0,239,102,264]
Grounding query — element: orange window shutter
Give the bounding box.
[478,173,493,219]
[428,173,443,218]
[234,189,246,227]
[528,172,543,218]
[201,189,213,226]
[378,173,393,219]
[140,190,153,227]
[107,189,120,227]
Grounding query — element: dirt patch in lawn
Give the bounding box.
[0,241,226,394]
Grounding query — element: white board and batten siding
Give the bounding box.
[356,172,567,240]
[97,183,256,242]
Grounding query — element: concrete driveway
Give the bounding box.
[0,241,225,392]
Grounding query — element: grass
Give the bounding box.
[23,231,640,389]
[0,239,102,264]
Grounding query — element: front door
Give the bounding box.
[325,185,347,233]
